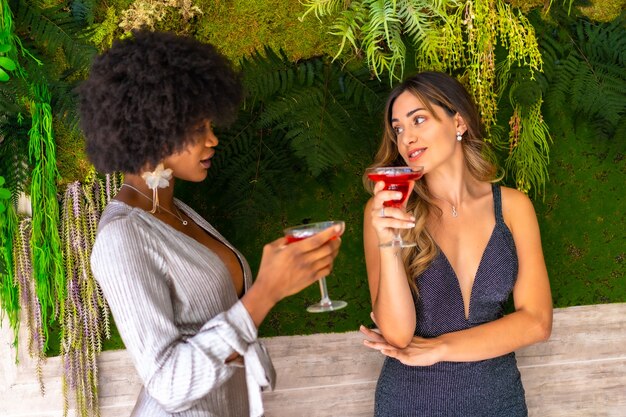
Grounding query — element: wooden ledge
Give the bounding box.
[1,303,625,416]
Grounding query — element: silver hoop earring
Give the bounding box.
[456,131,463,142]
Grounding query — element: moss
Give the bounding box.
[193,0,338,63]
[577,0,626,21]
[534,117,626,307]
[506,0,625,21]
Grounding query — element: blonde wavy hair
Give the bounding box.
[363,72,499,295]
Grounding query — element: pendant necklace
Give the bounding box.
[121,183,188,226]
[433,195,459,218]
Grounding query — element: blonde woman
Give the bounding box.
[361,72,552,416]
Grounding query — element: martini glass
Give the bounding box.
[283,221,347,313]
[366,166,424,248]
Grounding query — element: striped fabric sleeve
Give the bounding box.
[90,217,262,414]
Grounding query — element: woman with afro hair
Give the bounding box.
[80,30,343,417]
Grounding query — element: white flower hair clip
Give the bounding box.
[141,163,173,213]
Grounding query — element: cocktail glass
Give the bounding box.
[366,166,424,248]
[283,220,347,313]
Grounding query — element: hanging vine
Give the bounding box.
[13,217,46,393]
[300,0,550,196]
[1,0,116,414]
[60,172,118,417]
[506,100,550,195]
[464,0,542,130]
[0,0,27,353]
[26,82,65,349]
[0,175,20,350]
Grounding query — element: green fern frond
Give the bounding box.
[399,1,441,48]
[0,187,19,353]
[254,54,384,173]
[196,51,386,232]
[0,117,31,205]
[201,127,296,233]
[11,0,96,70]
[534,32,562,90]
[0,67,27,114]
[361,0,404,81]
[258,84,344,174]
[70,0,95,26]
[241,47,302,104]
[505,102,551,197]
[338,65,386,113]
[540,13,626,138]
[327,2,368,60]
[300,0,346,21]
[48,79,81,131]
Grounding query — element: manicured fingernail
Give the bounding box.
[407,223,415,228]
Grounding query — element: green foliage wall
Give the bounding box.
[3,0,625,345]
[535,125,625,307]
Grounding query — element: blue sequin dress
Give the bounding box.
[374,185,528,417]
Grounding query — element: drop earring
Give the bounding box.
[141,163,173,213]
[456,131,463,141]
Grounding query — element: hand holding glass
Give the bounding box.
[283,221,347,313]
[366,166,424,248]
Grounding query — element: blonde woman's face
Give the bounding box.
[390,91,464,174]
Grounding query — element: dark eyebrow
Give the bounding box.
[390,107,427,122]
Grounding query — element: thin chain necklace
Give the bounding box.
[121,184,188,226]
[433,195,459,218]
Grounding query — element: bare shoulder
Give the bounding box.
[499,186,538,226]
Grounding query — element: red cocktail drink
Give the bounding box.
[367,171,423,207]
[365,166,424,248]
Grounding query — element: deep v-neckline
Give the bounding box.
[111,200,248,295]
[167,203,248,296]
[435,224,497,321]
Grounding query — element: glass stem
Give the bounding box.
[318,277,331,305]
[392,228,403,246]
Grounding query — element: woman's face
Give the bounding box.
[163,119,218,182]
[390,90,465,173]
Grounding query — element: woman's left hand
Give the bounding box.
[360,325,447,367]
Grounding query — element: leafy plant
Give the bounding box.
[0,0,27,357]
[26,82,65,350]
[0,176,18,337]
[60,173,117,417]
[0,43,16,81]
[0,176,9,266]
[13,216,46,392]
[1,0,98,349]
[300,0,550,196]
[1,1,107,415]
[537,11,626,139]
[10,0,96,70]
[182,48,387,238]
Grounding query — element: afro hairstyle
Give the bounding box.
[78,30,243,174]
